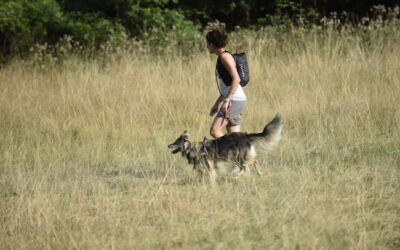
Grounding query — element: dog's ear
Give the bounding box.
[182,130,190,140]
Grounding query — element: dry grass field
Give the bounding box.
[1,27,400,249]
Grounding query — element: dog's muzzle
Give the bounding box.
[168,144,181,154]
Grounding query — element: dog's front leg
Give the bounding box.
[205,161,216,185]
[196,171,205,183]
[193,163,205,183]
[198,161,216,185]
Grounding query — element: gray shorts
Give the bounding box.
[217,100,246,126]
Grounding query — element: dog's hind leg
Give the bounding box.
[235,160,262,177]
[232,162,248,178]
[245,146,262,176]
[252,160,262,176]
[238,163,251,177]
[242,160,262,176]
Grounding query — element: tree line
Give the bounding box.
[0,0,398,57]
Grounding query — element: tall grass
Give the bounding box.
[1,19,400,249]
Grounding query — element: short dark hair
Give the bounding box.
[206,29,228,48]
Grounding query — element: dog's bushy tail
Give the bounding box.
[251,113,282,153]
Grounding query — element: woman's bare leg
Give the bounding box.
[210,116,229,138]
[227,124,240,133]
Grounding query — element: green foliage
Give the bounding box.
[64,12,126,44]
[125,5,198,48]
[0,0,66,54]
[0,0,399,59]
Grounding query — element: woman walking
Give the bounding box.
[206,29,247,138]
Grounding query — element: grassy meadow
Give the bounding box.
[1,26,400,249]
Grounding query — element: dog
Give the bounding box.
[168,113,282,182]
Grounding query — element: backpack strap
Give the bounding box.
[219,50,237,66]
[219,50,235,59]
[220,50,230,55]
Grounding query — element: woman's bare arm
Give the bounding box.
[219,52,240,101]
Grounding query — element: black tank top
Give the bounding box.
[216,51,235,86]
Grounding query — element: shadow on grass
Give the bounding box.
[174,175,241,186]
[100,167,169,179]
